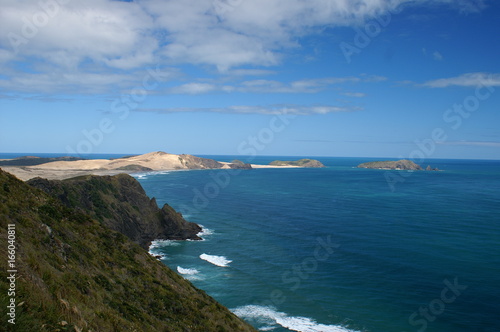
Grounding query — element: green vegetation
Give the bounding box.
[0,156,84,167]
[27,174,201,249]
[0,169,256,332]
[269,159,325,167]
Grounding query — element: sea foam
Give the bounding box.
[177,266,200,275]
[231,305,359,332]
[200,253,232,267]
[197,225,214,239]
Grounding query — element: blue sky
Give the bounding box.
[0,0,499,159]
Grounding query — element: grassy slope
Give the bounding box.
[0,169,256,332]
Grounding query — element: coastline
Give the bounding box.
[0,164,303,181]
[0,166,137,181]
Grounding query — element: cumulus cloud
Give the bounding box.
[0,0,490,94]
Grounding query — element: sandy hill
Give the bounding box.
[31,151,230,171]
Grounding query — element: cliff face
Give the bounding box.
[0,169,256,331]
[178,154,224,169]
[27,173,202,249]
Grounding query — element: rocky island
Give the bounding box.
[357,159,439,171]
[269,159,325,168]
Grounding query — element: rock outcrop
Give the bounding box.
[269,159,325,168]
[357,160,438,171]
[28,173,202,249]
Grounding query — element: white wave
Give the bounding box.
[200,253,232,267]
[177,266,200,275]
[149,240,181,250]
[133,170,173,180]
[231,305,359,332]
[132,173,148,180]
[197,225,214,238]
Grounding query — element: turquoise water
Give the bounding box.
[139,157,500,332]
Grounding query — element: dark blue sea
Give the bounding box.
[139,156,500,332]
[3,153,498,331]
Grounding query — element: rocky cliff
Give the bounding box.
[0,168,256,331]
[27,174,201,249]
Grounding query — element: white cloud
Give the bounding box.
[432,51,443,61]
[163,75,383,95]
[135,104,360,115]
[0,0,490,94]
[170,83,218,95]
[422,73,500,88]
[341,92,366,98]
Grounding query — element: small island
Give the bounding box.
[357,159,439,171]
[269,159,325,168]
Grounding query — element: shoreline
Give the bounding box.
[0,164,302,181]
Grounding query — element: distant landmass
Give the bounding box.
[0,152,328,180]
[269,159,325,168]
[0,156,85,166]
[0,168,256,331]
[357,159,439,171]
[27,151,245,171]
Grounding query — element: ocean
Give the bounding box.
[2,153,498,331]
[139,156,500,332]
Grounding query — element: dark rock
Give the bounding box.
[178,154,225,169]
[228,160,253,169]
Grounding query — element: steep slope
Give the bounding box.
[0,169,256,331]
[27,174,202,249]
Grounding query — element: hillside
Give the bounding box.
[0,169,256,331]
[26,152,233,171]
[27,174,201,249]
